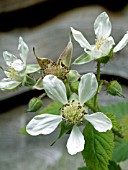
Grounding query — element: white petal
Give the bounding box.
[67,126,85,155]
[78,73,98,105]
[94,12,111,39]
[26,114,62,136]
[0,78,21,90]
[100,37,115,56]
[71,27,92,50]
[12,59,25,71]
[85,49,102,59]
[84,112,112,132]
[3,51,17,66]
[43,75,68,105]
[113,32,128,52]
[18,37,29,65]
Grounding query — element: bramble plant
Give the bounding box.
[0,12,128,170]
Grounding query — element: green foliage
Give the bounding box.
[108,161,121,170]
[78,167,92,170]
[82,123,114,170]
[38,101,63,115]
[100,102,128,162]
[100,102,128,121]
[112,138,128,162]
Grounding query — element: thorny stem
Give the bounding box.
[94,61,101,110]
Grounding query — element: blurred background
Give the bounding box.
[0,1,128,170]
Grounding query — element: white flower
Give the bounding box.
[71,12,128,62]
[26,74,112,155]
[0,37,40,90]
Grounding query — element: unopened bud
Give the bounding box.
[27,97,43,112]
[107,80,123,97]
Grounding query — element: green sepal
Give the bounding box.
[73,53,93,65]
[82,123,114,170]
[68,70,80,82]
[96,49,113,64]
[22,75,36,87]
[38,101,63,115]
[70,81,79,93]
[25,64,41,74]
[33,47,53,69]
[57,34,73,68]
[27,97,43,112]
[51,121,73,146]
[33,77,44,90]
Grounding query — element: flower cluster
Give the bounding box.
[0,11,128,170]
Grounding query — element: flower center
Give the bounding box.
[43,62,69,80]
[61,101,85,125]
[95,37,106,49]
[9,67,16,80]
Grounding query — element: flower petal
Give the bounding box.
[85,49,102,59]
[12,59,25,71]
[18,37,29,65]
[84,112,112,132]
[26,114,62,136]
[113,32,128,53]
[94,12,111,39]
[3,51,17,67]
[66,125,85,155]
[78,73,98,105]
[100,37,115,56]
[71,27,92,50]
[43,75,68,105]
[0,78,21,90]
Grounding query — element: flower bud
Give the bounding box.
[107,80,123,97]
[27,97,43,112]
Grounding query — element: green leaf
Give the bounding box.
[108,161,121,170]
[73,53,93,65]
[100,102,128,162]
[78,167,92,170]
[82,123,114,170]
[38,101,63,115]
[112,138,128,162]
[100,102,128,120]
[100,102,128,142]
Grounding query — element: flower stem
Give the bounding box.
[38,93,46,99]
[94,61,101,110]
